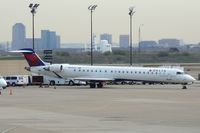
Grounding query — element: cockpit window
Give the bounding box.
[176,72,185,75]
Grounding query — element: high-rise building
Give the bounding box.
[56,35,61,49]
[92,34,98,51]
[12,23,26,50]
[41,30,60,49]
[49,31,57,49]
[24,38,41,50]
[119,35,129,48]
[11,23,60,50]
[100,33,112,44]
[41,30,50,49]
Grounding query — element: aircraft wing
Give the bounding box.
[73,77,114,82]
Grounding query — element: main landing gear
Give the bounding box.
[90,82,104,88]
[182,85,187,89]
[90,83,96,88]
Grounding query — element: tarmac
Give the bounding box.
[0,83,200,133]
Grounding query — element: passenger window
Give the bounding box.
[95,70,97,72]
[127,71,128,73]
[11,77,17,80]
[6,77,10,80]
[87,70,89,72]
[91,70,93,72]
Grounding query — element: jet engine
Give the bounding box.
[44,64,63,72]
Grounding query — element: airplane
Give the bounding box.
[0,76,7,94]
[11,48,196,89]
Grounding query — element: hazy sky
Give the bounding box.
[0,0,200,44]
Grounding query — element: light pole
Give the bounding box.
[129,6,135,66]
[29,3,39,50]
[88,5,97,66]
[138,24,144,53]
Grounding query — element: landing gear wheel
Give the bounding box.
[182,85,187,89]
[97,82,103,88]
[90,83,96,88]
[69,81,74,86]
[50,81,55,86]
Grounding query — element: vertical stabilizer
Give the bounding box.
[11,48,47,67]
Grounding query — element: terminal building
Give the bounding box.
[139,41,157,48]
[158,39,181,47]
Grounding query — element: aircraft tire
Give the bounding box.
[50,81,55,86]
[90,83,96,88]
[69,81,74,86]
[97,82,103,88]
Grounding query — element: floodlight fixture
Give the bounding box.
[92,5,97,9]
[88,5,97,11]
[34,4,40,8]
[88,5,92,10]
[29,3,39,14]
[29,3,33,8]
[129,6,135,11]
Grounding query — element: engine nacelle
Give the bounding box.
[45,64,63,72]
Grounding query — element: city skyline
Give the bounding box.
[12,23,60,50]
[0,0,200,44]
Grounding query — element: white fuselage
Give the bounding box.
[30,64,195,84]
[0,76,7,89]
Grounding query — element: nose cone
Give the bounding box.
[3,80,7,87]
[0,79,7,87]
[186,75,196,83]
